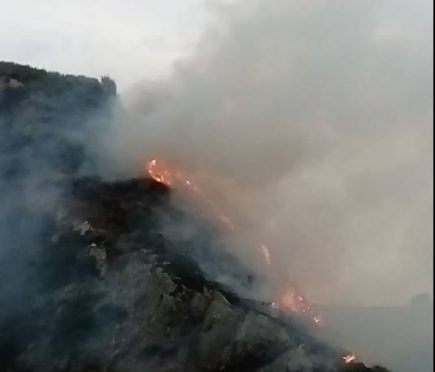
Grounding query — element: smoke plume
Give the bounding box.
[101,0,433,307]
[94,3,433,369]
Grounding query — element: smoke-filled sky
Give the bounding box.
[1,0,433,307]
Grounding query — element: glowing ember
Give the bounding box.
[342,353,357,364]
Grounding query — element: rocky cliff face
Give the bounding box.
[0,62,389,372]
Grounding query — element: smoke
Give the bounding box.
[319,294,433,372]
[102,0,433,308]
[0,1,432,369]
[0,67,117,342]
[93,1,434,370]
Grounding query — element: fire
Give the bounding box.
[342,353,357,364]
[146,158,363,365]
[147,159,174,186]
[146,158,323,326]
[147,159,236,231]
[279,285,323,326]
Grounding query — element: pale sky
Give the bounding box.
[0,0,210,90]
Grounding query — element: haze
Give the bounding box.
[1,0,432,307]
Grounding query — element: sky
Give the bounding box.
[0,0,211,90]
[0,0,433,307]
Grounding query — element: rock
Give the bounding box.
[221,312,294,371]
[197,292,242,370]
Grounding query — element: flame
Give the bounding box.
[147,159,237,231]
[145,158,364,365]
[279,285,323,326]
[146,158,323,326]
[147,159,174,186]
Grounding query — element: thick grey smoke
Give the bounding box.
[97,2,433,369]
[103,0,433,308]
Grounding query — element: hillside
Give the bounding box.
[0,62,390,372]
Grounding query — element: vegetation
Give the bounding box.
[0,61,117,180]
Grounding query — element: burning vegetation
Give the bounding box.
[0,62,391,371]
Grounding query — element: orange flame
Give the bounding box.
[146,159,363,366]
